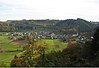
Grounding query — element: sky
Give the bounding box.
[0,0,99,21]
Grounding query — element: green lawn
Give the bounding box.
[0,36,10,43]
[0,52,19,67]
[0,43,22,50]
[0,36,23,50]
[42,39,67,52]
[0,36,23,67]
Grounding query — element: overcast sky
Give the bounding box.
[0,0,99,21]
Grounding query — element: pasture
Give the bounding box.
[0,36,23,67]
[42,39,67,52]
[0,36,67,67]
[0,52,19,66]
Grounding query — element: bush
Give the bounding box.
[10,56,29,67]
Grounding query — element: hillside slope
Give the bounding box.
[0,18,99,34]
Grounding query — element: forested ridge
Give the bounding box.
[0,18,99,34]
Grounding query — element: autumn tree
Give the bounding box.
[10,55,29,67]
[21,35,47,66]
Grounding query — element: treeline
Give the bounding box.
[56,18,99,34]
[0,18,99,34]
[0,19,60,32]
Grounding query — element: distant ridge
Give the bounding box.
[55,18,99,33]
[0,18,99,34]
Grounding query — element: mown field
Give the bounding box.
[0,36,67,67]
[0,36,22,50]
[42,39,67,52]
[0,36,23,67]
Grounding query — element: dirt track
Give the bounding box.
[12,40,28,46]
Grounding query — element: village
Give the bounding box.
[1,31,93,43]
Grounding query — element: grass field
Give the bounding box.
[0,36,67,67]
[42,39,67,52]
[0,36,23,50]
[0,36,23,67]
[0,52,19,66]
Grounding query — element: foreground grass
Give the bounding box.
[0,36,23,67]
[0,52,19,67]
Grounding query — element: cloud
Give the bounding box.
[0,0,99,21]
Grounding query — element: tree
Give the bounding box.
[21,35,47,66]
[10,55,29,67]
[90,27,99,58]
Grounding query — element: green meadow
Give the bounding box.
[0,36,23,66]
[42,39,67,52]
[0,36,67,67]
[0,36,23,50]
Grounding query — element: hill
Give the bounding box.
[55,18,99,34]
[0,18,99,34]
